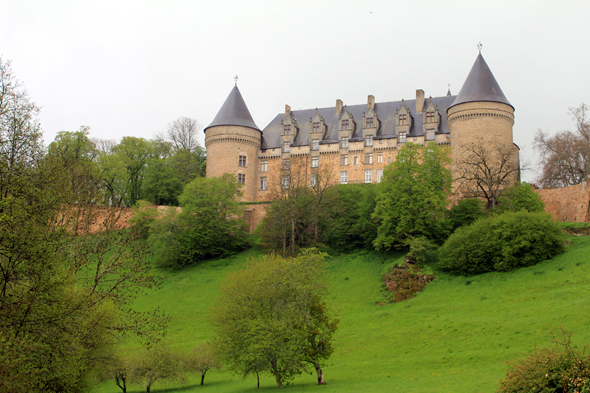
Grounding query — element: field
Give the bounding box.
[95,231,590,393]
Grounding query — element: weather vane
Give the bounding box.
[234,74,239,86]
[477,41,483,54]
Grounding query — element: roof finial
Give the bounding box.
[234,74,239,86]
[447,83,451,96]
[477,41,482,54]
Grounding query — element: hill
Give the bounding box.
[95,232,590,392]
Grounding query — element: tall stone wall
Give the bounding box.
[536,183,590,222]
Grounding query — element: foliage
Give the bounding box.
[129,343,187,393]
[382,263,435,303]
[496,182,546,214]
[446,198,486,232]
[210,249,339,388]
[187,342,222,386]
[113,136,154,207]
[147,206,183,268]
[372,142,452,250]
[534,103,590,188]
[142,158,183,205]
[320,184,378,251]
[129,200,159,239]
[405,236,434,265]
[438,211,565,275]
[497,329,590,393]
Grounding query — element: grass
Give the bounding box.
[94,232,590,393]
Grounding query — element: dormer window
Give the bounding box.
[366,117,374,129]
[399,114,407,126]
[342,119,350,130]
[284,124,292,136]
[399,132,407,143]
[426,112,435,123]
[341,137,349,148]
[313,122,320,133]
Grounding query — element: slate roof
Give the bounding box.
[449,53,512,110]
[205,85,260,132]
[260,95,456,150]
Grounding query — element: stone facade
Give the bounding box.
[536,183,590,222]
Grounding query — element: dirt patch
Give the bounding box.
[564,226,590,236]
[382,263,435,303]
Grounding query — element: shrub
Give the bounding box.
[438,211,565,275]
[405,237,434,265]
[497,329,590,393]
[496,182,546,214]
[446,198,486,232]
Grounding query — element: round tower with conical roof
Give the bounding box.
[204,85,261,202]
[447,53,517,190]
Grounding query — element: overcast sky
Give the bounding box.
[1,0,589,182]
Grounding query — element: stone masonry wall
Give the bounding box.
[536,183,590,222]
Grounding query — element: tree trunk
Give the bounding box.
[256,370,260,388]
[291,212,296,258]
[314,362,326,385]
[201,371,206,385]
[271,360,283,388]
[314,207,319,243]
[146,383,151,393]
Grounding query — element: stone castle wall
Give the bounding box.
[536,183,590,223]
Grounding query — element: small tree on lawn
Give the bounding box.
[188,342,221,386]
[130,343,186,393]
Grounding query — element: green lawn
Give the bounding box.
[95,234,590,393]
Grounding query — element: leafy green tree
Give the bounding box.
[142,158,183,205]
[113,137,154,206]
[496,182,545,214]
[373,142,452,250]
[188,342,222,386]
[211,249,338,388]
[129,343,186,393]
[446,198,486,232]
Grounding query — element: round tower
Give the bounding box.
[447,53,517,190]
[204,85,261,202]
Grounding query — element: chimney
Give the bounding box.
[335,99,343,116]
[416,89,425,113]
[367,95,375,111]
[285,104,291,116]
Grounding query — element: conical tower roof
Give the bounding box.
[449,53,513,110]
[205,85,260,131]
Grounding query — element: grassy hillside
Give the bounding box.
[95,233,590,393]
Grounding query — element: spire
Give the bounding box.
[447,84,451,96]
[449,53,512,110]
[205,85,260,131]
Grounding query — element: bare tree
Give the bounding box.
[534,103,590,188]
[454,137,520,210]
[167,117,202,152]
[310,162,336,243]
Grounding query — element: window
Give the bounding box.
[426,112,435,123]
[238,155,246,167]
[365,170,372,183]
[399,114,407,125]
[283,142,291,152]
[282,176,289,189]
[365,153,373,164]
[379,139,383,144]
[366,117,374,129]
[426,130,435,141]
[341,137,349,148]
[340,171,348,184]
[340,154,349,166]
[398,132,407,143]
[261,160,268,172]
[311,157,319,168]
[354,156,359,165]
[260,177,267,191]
[313,122,320,133]
[387,157,391,164]
[310,173,317,187]
[284,124,292,135]
[377,169,383,183]
[238,174,245,185]
[312,139,319,151]
[377,152,383,163]
[365,136,373,147]
[283,159,290,169]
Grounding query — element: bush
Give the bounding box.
[405,237,434,265]
[438,211,565,275]
[497,329,590,393]
[496,182,546,214]
[446,198,486,232]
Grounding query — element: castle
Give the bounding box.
[204,53,516,210]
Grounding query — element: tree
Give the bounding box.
[496,182,545,214]
[211,250,338,388]
[167,117,202,153]
[454,137,520,210]
[164,117,207,184]
[534,103,590,188]
[446,198,486,232]
[129,343,186,393]
[142,158,183,205]
[373,142,452,250]
[188,342,221,386]
[113,136,154,206]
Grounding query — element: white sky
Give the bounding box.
[1,0,589,182]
